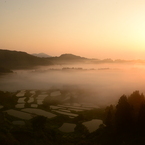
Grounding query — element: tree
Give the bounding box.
[128,91,145,111]
[104,105,114,128]
[115,95,132,133]
[137,103,145,132]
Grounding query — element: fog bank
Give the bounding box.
[1,63,145,105]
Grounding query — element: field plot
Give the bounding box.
[15,104,25,108]
[16,90,26,97]
[59,123,76,132]
[5,109,33,120]
[22,108,56,118]
[83,119,103,133]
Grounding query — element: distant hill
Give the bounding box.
[32,53,52,58]
[59,54,86,59]
[47,53,89,64]
[1,50,143,70]
[0,49,53,69]
[0,66,13,74]
[47,53,145,64]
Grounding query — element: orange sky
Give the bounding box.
[1,0,145,59]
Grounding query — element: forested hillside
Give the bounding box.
[0,49,53,69]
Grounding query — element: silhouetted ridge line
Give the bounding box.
[59,53,87,59]
[32,53,51,58]
[0,49,53,69]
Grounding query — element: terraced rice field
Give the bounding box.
[3,89,102,133]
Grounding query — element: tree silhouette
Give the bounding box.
[115,95,132,133]
[104,105,114,128]
[137,103,145,132]
[128,91,145,111]
[128,91,145,121]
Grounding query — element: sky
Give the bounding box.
[1,0,145,59]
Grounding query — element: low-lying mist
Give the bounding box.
[1,63,145,106]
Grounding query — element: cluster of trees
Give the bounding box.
[0,67,13,74]
[0,91,17,109]
[102,91,145,145]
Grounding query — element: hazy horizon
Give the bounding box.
[2,48,145,61]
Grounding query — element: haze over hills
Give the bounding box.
[47,53,145,64]
[32,53,52,58]
[0,49,145,73]
[0,50,90,71]
[47,53,89,64]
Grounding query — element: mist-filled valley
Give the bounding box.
[1,63,145,106]
[2,62,145,144]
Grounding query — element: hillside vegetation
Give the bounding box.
[0,49,53,69]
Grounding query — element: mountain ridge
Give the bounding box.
[32,53,52,58]
[0,49,53,69]
[1,49,145,71]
